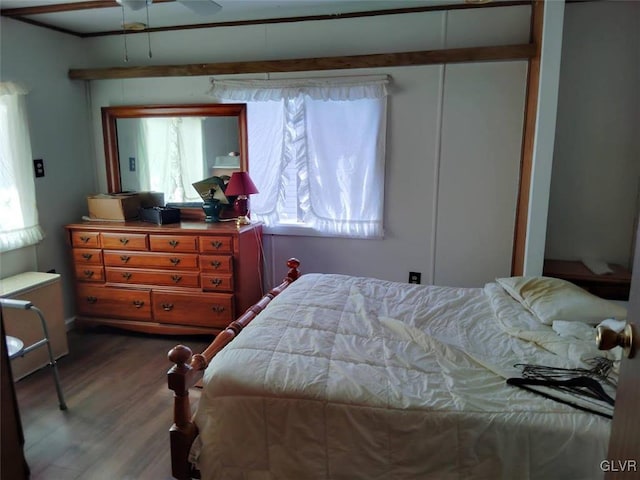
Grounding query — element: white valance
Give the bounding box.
[0,81,29,97]
[208,75,389,102]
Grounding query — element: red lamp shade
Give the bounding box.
[225,171,259,196]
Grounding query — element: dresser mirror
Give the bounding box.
[102,104,248,215]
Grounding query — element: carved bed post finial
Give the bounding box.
[286,258,301,282]
[168,344,193,371]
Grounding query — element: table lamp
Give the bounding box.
[224,171,259,226]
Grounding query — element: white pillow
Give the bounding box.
[496,276,627,325]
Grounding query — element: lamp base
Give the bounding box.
[233,195,251,227]
[236,215,251,227]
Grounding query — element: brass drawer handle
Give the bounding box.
[86,296,97,304]
[210,260,221,269]
[168,239,179,248]
[122,272,132,280]
[210,240,223,249]
[161,303,174,311]
[211,305,225,314]
[210,278,222,286]
[80,235,91,243]
[83,270,94,278]
[82,253,93,260]
[170,257,181,266]
[132,300,144,309]
[120,255,130,263]
[171,275,182,284]
[119,237,129,245]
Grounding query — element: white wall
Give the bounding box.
[85,6,530,287]
[0,18,94,319]
[0,5,537,324]
[545,1,640,268]
[436,61,527,287]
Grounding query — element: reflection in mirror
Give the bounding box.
[116,116,240,203]
[101,104,248,210]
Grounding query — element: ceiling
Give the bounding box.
[0,0,498,38]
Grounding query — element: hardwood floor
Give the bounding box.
[12,327,210,480]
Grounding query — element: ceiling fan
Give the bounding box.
[115,0,222,16]
[115,0,221,61]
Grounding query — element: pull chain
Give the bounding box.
[146,1,152,58]
[121,6,129,62]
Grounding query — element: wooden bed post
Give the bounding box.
[167,258,300,479]
[167,344,206,480]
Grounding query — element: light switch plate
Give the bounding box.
[33,159,45,177]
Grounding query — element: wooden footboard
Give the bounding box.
[167,258,301,480]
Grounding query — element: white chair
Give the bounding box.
[1,298,67,410]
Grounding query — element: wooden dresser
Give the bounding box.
[65,221,263,335]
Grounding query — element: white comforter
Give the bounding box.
[194,274,612,480]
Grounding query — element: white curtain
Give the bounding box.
[0,82,44,253]
[209,75,388,238]
[139,117,205,203]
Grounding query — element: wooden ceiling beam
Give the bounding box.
[68,43,535,80]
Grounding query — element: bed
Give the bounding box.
[167,259,627,480]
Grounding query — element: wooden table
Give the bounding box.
[543,259,632,300]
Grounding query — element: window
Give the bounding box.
[210,76,388,238]
[135,117,206,203]
[0,82,43,252]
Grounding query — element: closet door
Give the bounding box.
[435,61,528,287]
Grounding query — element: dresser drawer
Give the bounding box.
[200,254,233,273]
[104,251,199,270]
[201,273,234,292]
[150,235,198,253]
[75,266,105,283]
[199,236,233,254]
[101,232,148,251]
[153,292,233,327]
[105,268,200,288]
[76,285,151,320]
[71,231,100,248]
[73,248,102,265]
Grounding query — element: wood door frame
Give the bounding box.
[511,0,543,276]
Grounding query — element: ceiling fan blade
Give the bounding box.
[177,0,222,16]
[115,0,152,11]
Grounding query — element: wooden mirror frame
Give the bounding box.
[101,103,249,196]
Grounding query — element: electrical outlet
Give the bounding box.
[408,272,421,284]
[129,157,136,171]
